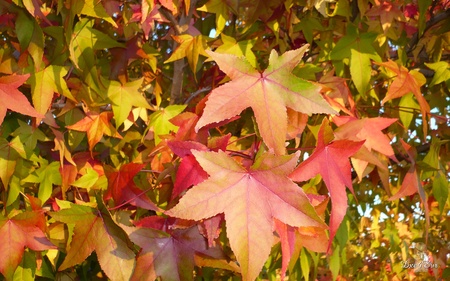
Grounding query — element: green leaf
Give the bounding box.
[418,0,432,36]
[22,161,61,204]
[350,49,372,95]
[28,65,76,117]
[329,245,340,281]
[198,0,236,35]
[71,168,99,190]
[12,250,36,281]
[70,0,117,27]
[330,25,381,94]
[425,61,450,87]
[0,138,20,187]
[432,171,448,215]
[148,105,186,144]
[300,248,310,281]
[15,11,44,70]
[215,34,257,67]
[399,93,420,129]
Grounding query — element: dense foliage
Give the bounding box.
[0,0,449,280]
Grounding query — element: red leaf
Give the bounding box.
[290,119,364,251]
[0,211,55,280]
[104,163,160,211]
[166,150,326,281]
[0,74,43,126]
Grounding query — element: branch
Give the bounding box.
[184,86,211,104]
[160,0,199,105]
[407,8,450,55]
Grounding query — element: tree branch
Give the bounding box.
[407,8,450,55]
[160,0,198,105]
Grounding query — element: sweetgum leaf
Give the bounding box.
[290,119,364,250]
[166,150,326,281]
[49,199,135,281]
[0,211,56,280]
[196,45,335,154]
[0,74,43,126]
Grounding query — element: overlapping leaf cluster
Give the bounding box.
[0,0,449,280]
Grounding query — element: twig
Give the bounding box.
[184,86,211,104]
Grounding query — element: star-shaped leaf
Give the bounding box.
[106,78,151,127]
[290,119,364,250]
[0,74,43,126]
[28,65,75,120]
[164,34,210,73]
[125,217,229,281]
[0,211,56,280]
[196,45,336,154]
[377,60,430,136]
[66,111,122,153]
[166,150,326,281]
[330,24,381,95]
[148,104,187,144]
[49,199,135,281]
[104,163,160,211]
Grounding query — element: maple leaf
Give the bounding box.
[139,2,168,39]
[0,138,21,187]
[104,163,160,211]
[0,211,55,280]
[49,198,135,281]
[71,0,117,27]
[290,119,364,250]
[196,45,336,154]
[125,217,230,281]
[333,116,398,179]
[330,24,381,95]
[166,150,326,281]
[365,0,405,34]
[377,60,430,136]
[28,65,75,119]
[148,105,187,144]
[66,111,122,153]
[106,78,152,127]
[0,74,43,126]
[198,0,237,35]
[51,128,76,166]
[214,34,257,67]
[164,34,211,73]
[22,160,62,204]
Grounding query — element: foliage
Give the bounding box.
[0,0,449,280]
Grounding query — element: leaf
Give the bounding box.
[0,138,20,187]
[22,0,52,25]
[290,119,364,250]
[164,34,210,73]
[148,105,187,144]
[66,111,122,153]
[49,199,135,281]
[0,74,43,126]
[125,218,227,281]
[0,211,55,280]
[167,141,209,199]
[140,2,168,40]
[198,0,236,35]
[15,11,44,71]
[377,60,430,136]
[425,61,450,87]
[333,116,397,180]
[106,78,151,127]
[71,0,117,27]
[104,163,160,211]
[51,128,76,167]
[28,65,75,119]
[330,24,381,95]
[22,160,62,204]
[196,45,336,154]
[214,34,257,67]
[166,150,326,281]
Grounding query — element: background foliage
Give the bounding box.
[0,0,449,280]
